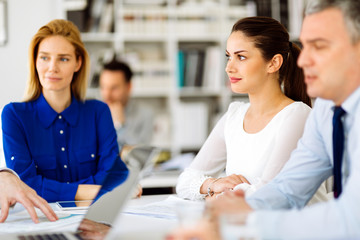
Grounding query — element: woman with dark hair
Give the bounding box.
[1,19,128,202]
[176,16,328,203]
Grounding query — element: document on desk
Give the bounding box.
[0,203,84,234]
[122,195,202,220]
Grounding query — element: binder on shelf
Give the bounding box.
[88,0,106,32]
[177,50,185,88]
[178,45,222,90]
[194,50,205,87]
[184,49,199,87]
[98,3,114,33]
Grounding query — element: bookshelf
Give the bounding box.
[64,0,255,156]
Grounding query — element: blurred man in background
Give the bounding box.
[99,60,154,151]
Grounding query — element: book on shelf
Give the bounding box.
[177,50,185,88]
[98,2,114,33]
[280,0,289,30]
[178,45,222,90]
[88,0,104,32]
[194,50,205,87]
[184,49,201,87]
[85,0,114,33]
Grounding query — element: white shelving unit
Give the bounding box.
[65,0,253,156]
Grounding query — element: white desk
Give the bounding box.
[125,193,173,207]
[110,194,179,239]
[0,194,184,240]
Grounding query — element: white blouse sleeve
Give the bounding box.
[235,103,312,196]
[176,112,228,201]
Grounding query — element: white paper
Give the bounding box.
[122,195,203,221]
[0,203,84,234]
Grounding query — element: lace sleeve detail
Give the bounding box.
[176,168,213,201]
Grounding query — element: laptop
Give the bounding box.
[2,146,160,240]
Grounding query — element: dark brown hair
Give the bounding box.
[232,16,311,107]
[103,59,133,84]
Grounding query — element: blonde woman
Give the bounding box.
[1,19,128,202]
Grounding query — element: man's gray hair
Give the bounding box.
[305,0,360,43]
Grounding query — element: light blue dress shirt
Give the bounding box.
[247,87,360,239]
[1,94,128,202]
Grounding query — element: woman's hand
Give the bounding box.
[0,171,58,223]
[201,174,250,198]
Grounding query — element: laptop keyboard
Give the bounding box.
[17,233,81,240]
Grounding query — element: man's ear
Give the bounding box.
[267,54,283,73]
[127,82,132,92]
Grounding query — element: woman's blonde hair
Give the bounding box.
[24,19,89,102]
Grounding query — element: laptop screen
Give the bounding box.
[81,146,160,225]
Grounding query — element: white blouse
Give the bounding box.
[176,101,314,201]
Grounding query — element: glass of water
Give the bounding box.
[175,200,206,229]
[220,212,260,240]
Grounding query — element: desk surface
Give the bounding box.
[109,194,179,239]
[0,194,187,240]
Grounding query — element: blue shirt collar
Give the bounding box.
[337,86,360,115]
[35,93,79,128]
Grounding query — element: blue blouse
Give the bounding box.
[1,94,128,202]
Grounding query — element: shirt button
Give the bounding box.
[10,156,15,160]
[35,165,38,168]
[60,130,64,134]
[67,182,70,184]
[58,115,62,119]
[61,147,65,151]
[64,165,68,168]
[91,154,95,158]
